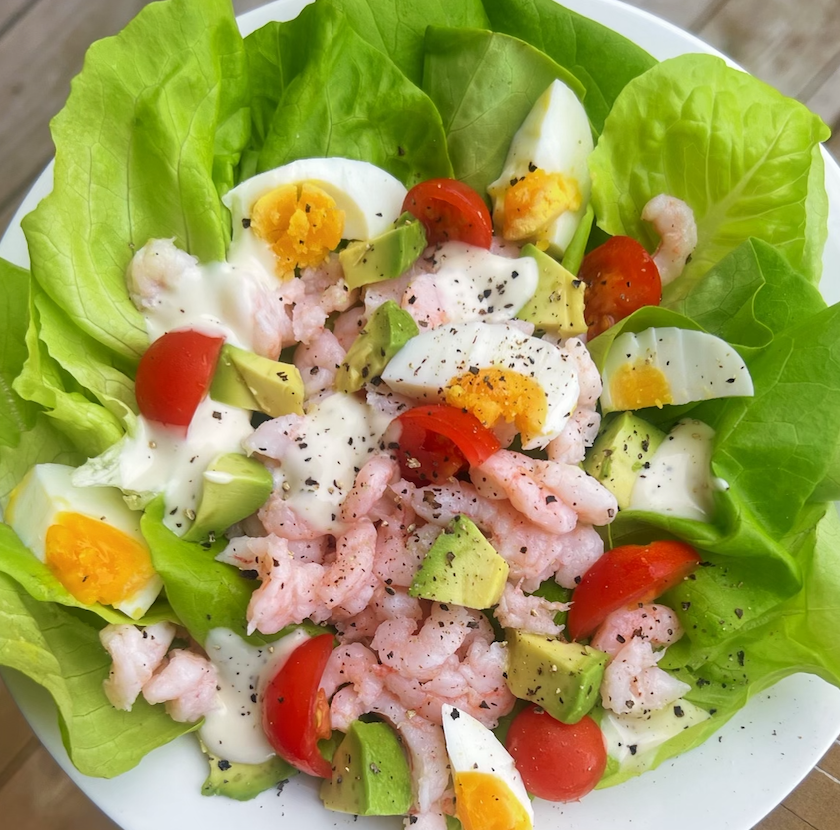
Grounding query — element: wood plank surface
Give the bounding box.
[1,1,839,830]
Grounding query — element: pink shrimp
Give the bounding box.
[142,649,218,723]
[600,637,691,717]
[126,238,196,311]
[494,581,569,636]
[341,453,400,522]
[99,622,176,711]
[546,407,601,465]
[293,328,346,398]
[289,255,358,344]
[335,585,424,642]
[320,519,379,615]
[401,272,449,329]
[591,603,684,657]
[332,305,366,351]
[374,517,434,588]
[641,194,698,286]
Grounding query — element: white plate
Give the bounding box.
[3,1,840,829]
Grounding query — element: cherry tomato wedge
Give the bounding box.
[134,329,224,428]
[402,178,493,248]
[566,540,702,641]
[578,236,662,338]
[393,404,501,484]
[505,705,607,802]
[262,633,334,778]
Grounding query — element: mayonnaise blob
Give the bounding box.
[200,627,311,764]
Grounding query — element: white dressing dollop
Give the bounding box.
[629,418,716,521]
[200,627,310,764]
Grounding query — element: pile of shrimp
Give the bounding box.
[106,195,698,830]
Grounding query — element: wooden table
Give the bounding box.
[1,1,838,829]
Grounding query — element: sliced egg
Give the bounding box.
[380,321,579,450]
[224,157,408,277]
[441,704,533,830]
[6,463,162,619]
[487,80,593,256]
[600,327,754,414]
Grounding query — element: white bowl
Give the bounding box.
[2,1,840,829]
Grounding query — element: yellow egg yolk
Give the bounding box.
[45,512,156,607]
[609,361,673,410]
[445,368,546,440]
[503,168,581,241]
[453,771,532,830]
[250,182,345,278]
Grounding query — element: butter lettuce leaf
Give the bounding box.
[481,0,656,133]
[0,571,194,777]
[423,27,585,197]
[21,0,250,362]
[589,54,830,301]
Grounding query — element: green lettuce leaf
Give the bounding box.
[21,0,250,362]
[422,26,585,197]
[589,54,830,301]
[255,3,452,186]
[481,0,657,133]
[0,571,194,777]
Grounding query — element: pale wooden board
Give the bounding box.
[804,58,840,131]
[622,0,722,29]
[0,675,36,782]
[0,0,31,35]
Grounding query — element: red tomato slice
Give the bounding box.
[393,405,501,484]
[262,633,334,778]
[134,329,224,428]
[402,178,493,248]
[505,705,606,802]
[578,236,662,338]
[566,540,702,641]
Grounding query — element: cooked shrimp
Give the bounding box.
[99,622,176,711]
[332,305,366,351]
[320,519,379,615]
[591,603,684,657]
[494,581,569,636]
[374,519,436,588]
[334,585,424,642]
[600,637,691,717]
[294,329,346,398]
[546,407,601,465]
[642,194,698,286]
[402,272,449,329]
[341,454,400,522]
[141,649,218,723]
[126,238,196,311]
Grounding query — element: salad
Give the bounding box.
[1,0,840,828]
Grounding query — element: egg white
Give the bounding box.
[380,321,579,450]
[487,79,593,255]
[600,327,754,413]
[441,704,533,828]
[6,463,162,619]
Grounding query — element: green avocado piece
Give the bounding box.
[200,743,297,801]
[339,211,427,290]
[335,300,419,393]
[583,412,666,509]
[320,720,412,816]
[409,515,508,609]
[182,453,273,543]
[210,343,304,417]
[516,244,587,335]
[505,630,607,724]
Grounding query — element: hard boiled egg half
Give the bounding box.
[441,704,533,830]
[6,464,162,619]
[380,321,579,450]
[600,327,754,413]
[487,80,593,256]
[224,157,408,279]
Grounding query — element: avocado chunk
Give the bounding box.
[200,742,297,801]
[583,412,666,509]
[182,453,273,542]
[339,211,427,290]
[210,344,304,417]
[516,244,587,335]
[505,630,607,724]
[320,720,412,816]
[409,515,509,609]
[336,300,419,393]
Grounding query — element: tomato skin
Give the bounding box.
[393,405,501,484]
[566,540,702,641]
[402,178,493,248]
[134,329,224,428]
[578,236,662,338]
[262,633,334,779]
[505,706,606,802]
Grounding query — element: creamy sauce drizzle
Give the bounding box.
[200,627,311,765]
